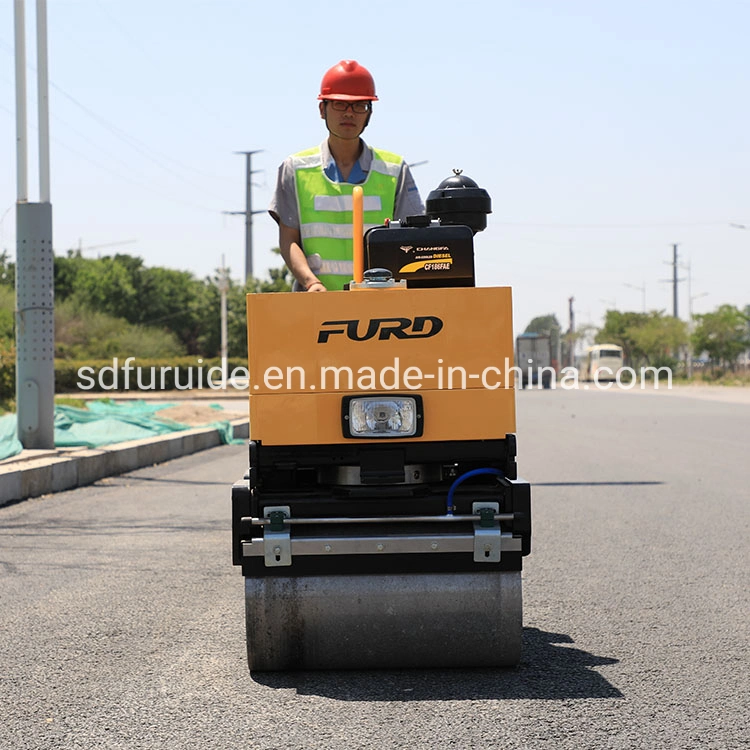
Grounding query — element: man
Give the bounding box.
[269,60,424,291]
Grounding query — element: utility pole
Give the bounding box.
[568,296,575,368]
[216,256,230,387]
[14,0,55,449]
[663,243,682,318]
[661,244,685,320]
[223,150,264,284]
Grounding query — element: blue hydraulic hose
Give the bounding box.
[446,468,505,516]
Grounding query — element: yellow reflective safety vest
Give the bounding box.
[292,145,402,290]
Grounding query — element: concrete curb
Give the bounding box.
[0,418,249,508]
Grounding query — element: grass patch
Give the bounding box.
[0,395,95,415]
[673,371,750,386]
[55,396,88,409]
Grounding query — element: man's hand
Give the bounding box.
[306,281,326,292]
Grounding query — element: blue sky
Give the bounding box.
[1,0,748,337]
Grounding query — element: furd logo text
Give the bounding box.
[317,316,444,343]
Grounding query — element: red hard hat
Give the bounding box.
[318,60,378,101]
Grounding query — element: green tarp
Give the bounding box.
[0,414,23,461]
[0,400,243,462]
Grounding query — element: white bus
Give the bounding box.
[580,344,624,382]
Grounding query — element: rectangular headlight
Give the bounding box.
[342,395,424,439]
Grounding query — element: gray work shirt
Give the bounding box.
[268,139,424,229]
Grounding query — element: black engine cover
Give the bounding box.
[365,223,475,288]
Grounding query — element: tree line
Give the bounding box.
[1,249,747,374]
[0,250,291,361]
[524,304,750,373]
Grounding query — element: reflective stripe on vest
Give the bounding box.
[305,254,354,276]
[292,145,401,290]
[314,195,383,212]
[319,259,354,275]
[301,222,384,240]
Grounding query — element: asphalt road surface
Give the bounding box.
[1,388,748,749]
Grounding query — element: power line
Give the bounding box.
[0,37,235,197]
[3,91,233,214]
[46,128,225,214]
[91,0,239,142]
[497,221,731,229]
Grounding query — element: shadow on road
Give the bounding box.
[107,475,230,486]
[251,627,622,701]
[533,481,663,487]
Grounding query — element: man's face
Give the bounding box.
[320,100,371,140]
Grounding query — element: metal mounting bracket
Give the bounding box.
[472,502,502,562]
[263,506,291,567]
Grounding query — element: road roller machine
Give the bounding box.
[231,172,532,670]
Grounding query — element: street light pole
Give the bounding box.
[685,258,708,380]
[623,281,646,313]
[672,244,678,318]
[14,0,55,449]
[14,0,27,202]
[37,0,50,203]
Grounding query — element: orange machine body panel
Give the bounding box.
[246,286,516,445]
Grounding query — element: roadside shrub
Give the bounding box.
[55,299,186,360]
[0,339,15,400]
[0,286,14,341]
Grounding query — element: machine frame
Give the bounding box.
[231,184,532,670]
